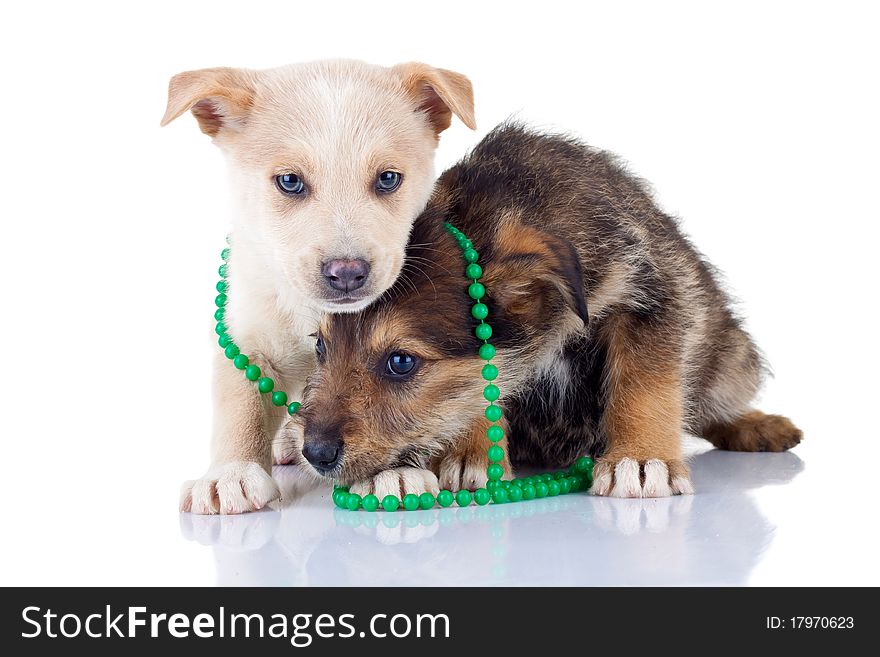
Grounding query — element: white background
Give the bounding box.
[0,0,877,586]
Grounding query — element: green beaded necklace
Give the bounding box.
[212,223,594,513]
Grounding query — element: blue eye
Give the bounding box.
[376,171,402,193]
[386,352,417,376]
[276,173,306,195]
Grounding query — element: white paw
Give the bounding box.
[180,461,280,515]
[349,467,440,499]
[272,423,302,465]
[590,457,693,498]
[438,453,488,492]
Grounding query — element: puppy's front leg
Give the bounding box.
[591,313,694,498]
[437,416,511,492]
[348,418,511,499]
[180,351,280,514]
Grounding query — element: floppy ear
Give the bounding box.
[393,62,476,134]
[482,223,588,331]
[160,67,256,136]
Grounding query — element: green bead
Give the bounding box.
[483,384,500,402]
[214,322,226,335]
[402,494,420,511]
[233,353,249,370]
[559,478,573,494]
[468,282,486,300]
[553,470,568,480]
[547,480,561,497]
[479,343,496,360]
[216,280,227,293]
[508,485,523,502]
[522,484,537,500]
[458,238,473,250]
[487,425,504,442]
[485,404,503,422]
[471,302,489,320]
[486,480,501,493]
[345,493,362,511]
[510,478,523,487]
[381,495,400,512]
[535,482,549,498]
[362,494,380,512]
[214,307,225,321]
[271,391,287,406]
[542,473,554,482]
[221,248,230,261]
[287,401,301,415]
[475,323,493,340]
[465,263,483,279]
[218,334,232,348]
[473,488,491,505]
[574,456,594,473]
[214,293,227,307]
[333,491,348,509]
[487,445,504,462]
[568,476,582,492]
[245,364,261,381]
[419,492,435,510]
[486,463,504,481]
[482,364,498,381]
[455,489,473,507]
[437,490,454,507]
[257,377,274,393]
[224,344,240,359]
[463,248,479,263]
[218,264,228,277]
[491,488,509,504]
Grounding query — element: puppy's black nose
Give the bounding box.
[302,439,343,473]
[322,258,370,293]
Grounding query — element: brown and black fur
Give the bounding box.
[297,123,802,498]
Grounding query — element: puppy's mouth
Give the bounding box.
[319,295,375,313]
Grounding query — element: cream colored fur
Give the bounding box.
[163,59,474,514]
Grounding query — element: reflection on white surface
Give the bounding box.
[179,448,805,586]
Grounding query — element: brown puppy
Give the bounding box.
[296,123,802,498]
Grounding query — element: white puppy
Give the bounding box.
[162,60,475,514]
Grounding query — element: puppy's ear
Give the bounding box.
[482,223,588,331]
[393,62,476,134]
[160,67,255,136]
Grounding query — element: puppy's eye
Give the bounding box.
[276,173,306,196]
[376,171,402,193]
[386,352,418,377]
[315,336,326,360]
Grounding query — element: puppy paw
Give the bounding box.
[349,467,440,499]
[438,451,489,492]
[704,411,803,452]
[180,461,280,515]
[272,437,300,465]
[590,457,693,498]
[272,422,303,465]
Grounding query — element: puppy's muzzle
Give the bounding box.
[321,258,370,293]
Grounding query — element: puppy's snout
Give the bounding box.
[302,434,344,473]
[322,258,370,293]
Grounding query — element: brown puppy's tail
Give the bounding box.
[701,410,803,452]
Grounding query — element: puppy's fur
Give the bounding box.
[162,60,475,513]
[299,124,802,498]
